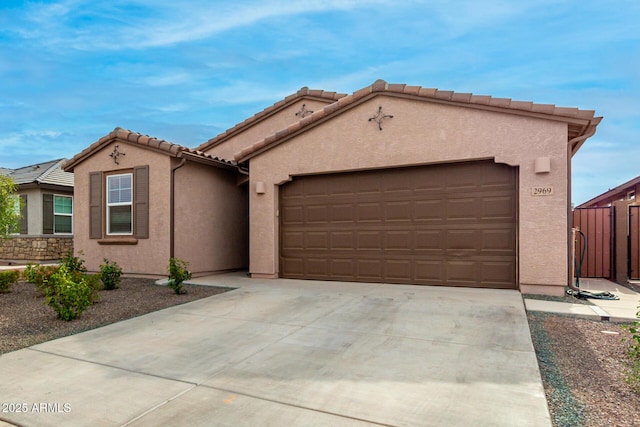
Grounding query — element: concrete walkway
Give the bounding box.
[524,278,640,322]
[0,274,551,426]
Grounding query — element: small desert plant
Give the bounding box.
[622,306,640,392]
[167,258,191,295]
[45,265,93,321]
[99,258,122,290]
[0,270,19,293]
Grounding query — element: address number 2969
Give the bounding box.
[532,186,553,196]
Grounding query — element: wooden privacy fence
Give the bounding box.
[629,205,640,280]
[572,207,613,279]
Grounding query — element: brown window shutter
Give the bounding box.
[134,165,149,239]
[19,195,28,234]
[42,194,53,234]
[89,171,103,239]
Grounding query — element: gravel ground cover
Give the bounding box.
[0,278,231,354]
[1,278,639,425]
[528,312,640,426]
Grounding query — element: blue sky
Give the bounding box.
[0,0,638,205]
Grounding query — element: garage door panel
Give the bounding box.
[358,203,383,222]
[357,174,383,194]
[357,231,383,250]
[280,161,516,289]
[447,261,478,284]
[331,204,355,222]
[385,201,412,221]
[307,232,329,250]
[330,231,354,250]
[282,206,304,224]
[306,205,329,223]
[385,260,412,280]
[447,198,479,221]
[331,259,355,278]
[482,229,515,252]
[281,258,304,277]
[480,261,515,287]
[482,196,516,220]
[386,231,412,251]
[282,232,304,250]
[415,261,445,283]
[415,200,445,222]
[357,259,383,280]
[307,258,329,276]
[304,179,329,197]
[446,229,480,251]
[415,230,445,252]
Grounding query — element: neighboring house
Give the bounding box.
[575,174,640,208]
[0,159,74,261]
[573,175,640,284]
[64,80,602,296]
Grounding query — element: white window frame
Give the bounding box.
[53,194,73,235]
[106,173,133,236]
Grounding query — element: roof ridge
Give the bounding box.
[195,87,347,152]
[234,79,602,162]
[35,158,66,183]
[64,127,236,172]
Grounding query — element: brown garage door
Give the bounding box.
[279,160,517,289]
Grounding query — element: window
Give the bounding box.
[89,166,148,241]
[107,173,133,235]
[53,195,73,234]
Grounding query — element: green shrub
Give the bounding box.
[622,305,640,392]
[167,258,191,295]
[61,250,87,274]
[99,258,122,290]
[45,265,93,321]
[24,263,59,295]
[0,270,19,293]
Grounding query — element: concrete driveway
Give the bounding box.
[0,274,550,426]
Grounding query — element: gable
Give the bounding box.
[197,88,346,160]
[235,80,602,163]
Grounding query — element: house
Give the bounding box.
[0,159,74,261]
[64,80,602,295]
[576,174,640,208]
[573,174,640,284]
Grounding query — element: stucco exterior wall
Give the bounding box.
[247,95,570,294]
[18,188,44,235]
[174,161,248,275]
[73,142,172,276]
[205,99,333,160]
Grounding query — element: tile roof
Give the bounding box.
[196,87,347,152]
[1,159,74,187]
[63,127,236,172]
[234,79,603,163]
[576,174,640,208]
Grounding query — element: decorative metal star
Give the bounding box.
[295,103,314,118]
[109,144,126,165]
[368,106,393,131]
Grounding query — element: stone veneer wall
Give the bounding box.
[0,236,74,262]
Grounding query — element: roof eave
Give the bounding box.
[235,85,603,164]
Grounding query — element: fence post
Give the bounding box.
[613,200,628,285]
